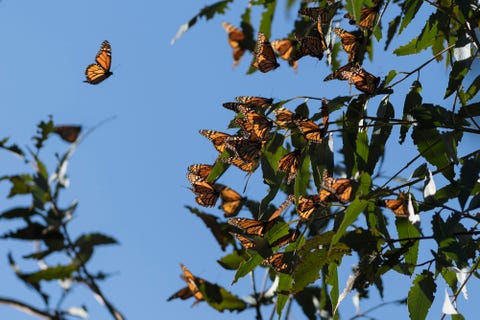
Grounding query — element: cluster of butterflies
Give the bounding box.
[222,2,381,94]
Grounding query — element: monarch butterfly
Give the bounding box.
[378,193,410,216]
[296,195,324,221]
[333,27,362,62]
[273,107,297,129]
[252,32,280,73]
[294,34,326,61]
[84,40,112,85]
[222,22,246,67]
[298,7,330,22]
[187,164,213,182]
[324,63,379,94]
[351,67,380,94]
[263,252,296,273]
[167,264,204,304]
[235,111,273,141]
[222,156,259,172]
[227,217,276,236]
[53,125,82,143]
[189,180,220,207]
[319,170,355,203]
[294,117,326,143]
[199,129,231,153]
[271,39,299,71]
[278,149,301,184]
[231,232,257,249]
[225,136,263,162]
[344,5,380,29]
[235,96,273,109]
[217,184,244,217]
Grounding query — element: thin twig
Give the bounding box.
[348,298,406,320]
[0,296,56,320]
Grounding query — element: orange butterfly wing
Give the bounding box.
[53,125,82,143]
[84,40,112,84]
[222,22,246,67]
[252,32,280,73]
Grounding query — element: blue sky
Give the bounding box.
[0,0,478,319]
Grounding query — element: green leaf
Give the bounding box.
[394,13,439,56]
[385,15,401,50]
[258,0,276,37]
[355,130,369,173]
[0,137,25,158]
[366,96,394,174]
[217,251,244,270]
[384,70,398,86]
[399,0,424,34]
[445,59,471,98]
[233,252,263,284]
[23,264,78,283]
[395,217,420,274]
[171,0,233,44]
[331,197,369,246]
[0,207,37,220]
[457,102,480,119]
[276,273,294,317]
[400,80,422,144]
[458,156,480,210]
[198,280,247,312]
[326,263,340,320]
[462,74,480,103]
[294,287,322,320]
[75,233,118,248]
[411,128,456,181]
[407,270,436,320]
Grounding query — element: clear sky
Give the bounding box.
[0,1,478,319]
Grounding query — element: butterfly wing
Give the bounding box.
[252,32,280,73]
[222,22,246,67]
[199,129,231,153]
[53,125,82,143]
[84,40,112,84]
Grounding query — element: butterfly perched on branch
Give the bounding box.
[333,27,363,63]
[344,4,381,29]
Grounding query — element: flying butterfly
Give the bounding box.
[324,63,379,94]
[222,22,246,67]
[167,264,204,305]
[53,125,82,143]
[271,39,299,71]
[333,27,362,62]
[294,34,326,61]
[252,32,280,73]
[344,5,380,29]
[189,180,220,207]
[235,96,273,109]
[199,129,231,153]
[217,184,244,217]
[278,149,301,184]
[84,40,112,85]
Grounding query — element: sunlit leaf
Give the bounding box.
[394,13,438,56]
[407,270,436,320]
[197,280,247,312]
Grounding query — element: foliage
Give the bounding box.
[171,0,480,319]
[0,118,122,320]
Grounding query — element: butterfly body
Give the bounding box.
[84,40,112,85]
[252,32,280,73]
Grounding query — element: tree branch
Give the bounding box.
[0,296,56,320]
